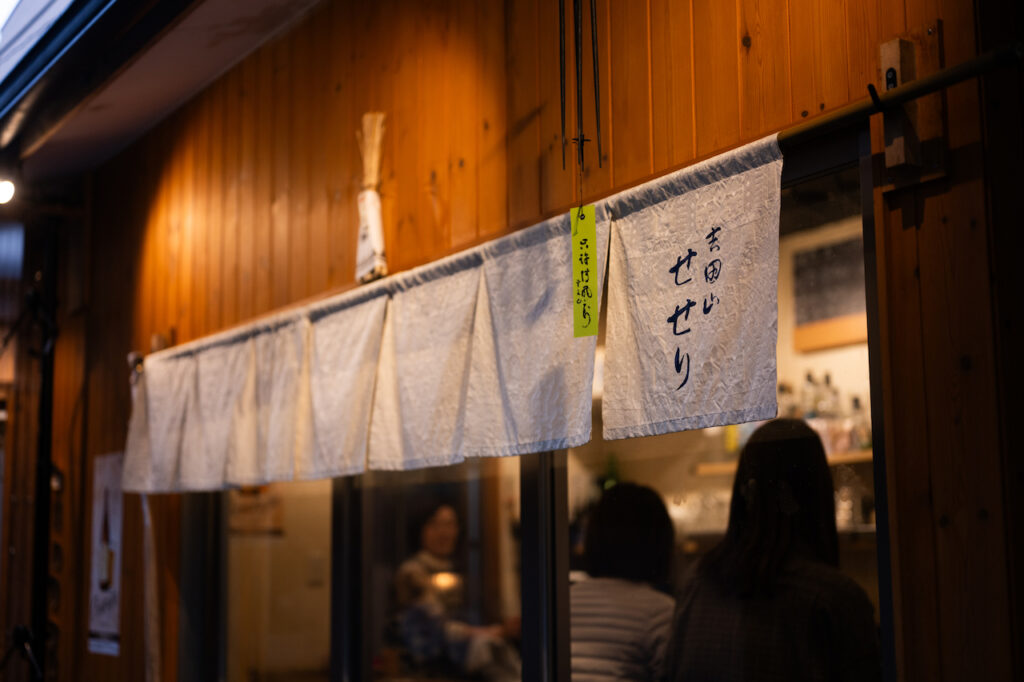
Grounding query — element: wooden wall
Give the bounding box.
[81,1,508,680]
[865,0,1016,678]
[106,0,507,348]
[55,0,1020,680]
[505,0,915,220]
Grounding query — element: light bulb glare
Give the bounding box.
[0,180,14,204]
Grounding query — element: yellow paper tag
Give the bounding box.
[572,205,598,338]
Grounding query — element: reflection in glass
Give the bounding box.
[364,459,522,681]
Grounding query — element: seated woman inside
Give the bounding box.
[392,500,520,680]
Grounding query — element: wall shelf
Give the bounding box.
[694,449,873,477]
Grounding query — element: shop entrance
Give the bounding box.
[206,127,896,682]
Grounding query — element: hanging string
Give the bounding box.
[578,137,586,220]
[560,0,566,171]
[563,0,601,225]
[590,0,602,168]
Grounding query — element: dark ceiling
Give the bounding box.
[0,0,321,184]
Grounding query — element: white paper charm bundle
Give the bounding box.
[356,112,388,282]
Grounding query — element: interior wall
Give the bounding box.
[777,215,871,412]
[225,479,332,681]
[74,0,1018,680]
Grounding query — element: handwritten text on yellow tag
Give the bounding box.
[572,205,598,338]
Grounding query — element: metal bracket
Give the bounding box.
[879,22,948,193]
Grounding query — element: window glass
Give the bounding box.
[360,458,522,681]
[224,479,332,682]
[568,168,880,679]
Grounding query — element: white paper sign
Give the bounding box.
[356,188,387,281]
[602,135,783,439]
[88,453,124,656]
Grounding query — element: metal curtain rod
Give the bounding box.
[776,42,1023,154]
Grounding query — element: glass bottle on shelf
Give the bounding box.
[800,372,818,417]
[818,373,840,418]
[777,382,797,418]
[849,396,872,451]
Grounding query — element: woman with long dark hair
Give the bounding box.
[668,419,880,681]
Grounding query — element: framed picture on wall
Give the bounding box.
[792,237,868,352]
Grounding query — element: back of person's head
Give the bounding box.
[584,482,674,585]
[701,418,839,597]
